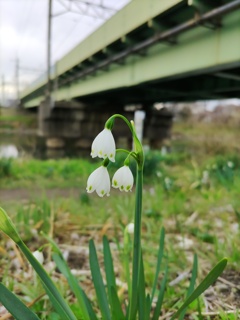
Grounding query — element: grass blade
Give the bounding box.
[138,252,146,320]
[111,286,126,320]
[179,254,198,320]
[42,232,90,320]
[0,283,40,320]
[138,254,150,320]
[170,258,227,320]
[89,239,111,320]
[17,240,77,320]
[103,235,117,314]
[152,266,168,320]
[151,227,165,304]
[81,290,98,320]
[0,207,77,320]
[52,253,91,320]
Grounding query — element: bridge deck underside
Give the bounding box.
[20,0,240,108]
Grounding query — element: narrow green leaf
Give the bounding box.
[103,236,117,314]
[89,239,111,320]
[138,252,146,320]
[179,254,198,320]
[52,253,91,320]
[144,294,151,320]
[197,297,203,320]
[128,169,143,320]
[0,209,77,320]
[111,286,126,320]
[42,233,90,320]
[17,240,77,320]
[170,258,227,320]
[82,291,98,320]
[152,266,168,320]
[0,283,40,320]
[0,207,21,242]
[151,227,165,303]
[123,230,131,303]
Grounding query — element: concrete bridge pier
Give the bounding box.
[144,108,173,149]
[37,99,134,152]
[38,99,173,153]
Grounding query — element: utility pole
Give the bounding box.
[46,0,52,106]
[1,75,5,107]
[15,57,20,107]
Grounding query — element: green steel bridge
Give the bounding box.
[20,0,240,110]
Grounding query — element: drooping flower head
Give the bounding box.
[86,165,111,197]
[33,250,44,265]
[126,222,134,234]
[91,128,116,162]
[112,165,134,192]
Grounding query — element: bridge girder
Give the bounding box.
[20,0,240,108]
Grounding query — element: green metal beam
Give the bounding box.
[20,0,240,107]
[20,0,187,101]
[52,10,240,99]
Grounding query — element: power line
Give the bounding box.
[55,0,116,19]
[51,0,118,61]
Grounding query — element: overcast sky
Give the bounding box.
[0,0,129,103]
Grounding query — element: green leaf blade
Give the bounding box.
[18,240,77,320]
[111,286,126,320]
[152,266,168,320]
[0,283,40,320]
[179,254,198,320]
[89,239,111,320]
[151,227,165,304]
[170,258,227,320]
[0,208,77,320]
[103,235,117,314]
[52,253,91,320]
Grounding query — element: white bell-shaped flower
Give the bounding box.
[126,222,134,234]
[91,128,116,162]
[86,166,111,197]
[33,250,44,265]
[112,165,134,192]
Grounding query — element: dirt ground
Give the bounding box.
[0,188,80,203]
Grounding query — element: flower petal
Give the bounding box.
[112,165,134,192]
[90,128,116,162]
[87,166,110,197]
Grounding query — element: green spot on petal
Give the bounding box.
[113,180,118,186]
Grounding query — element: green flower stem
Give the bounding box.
[123,229,132,302]
[105,114,133,134]
[106,113,145,319]
[128,167,143,320]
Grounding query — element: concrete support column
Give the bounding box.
[37,100,173,153]
[144,108,173,149]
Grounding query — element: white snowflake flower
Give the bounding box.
[86,166,111,197]
[32,250,44,265]
[227,161,234,168]
[112,165,134,192]
[91,128,116,162]
[126,222,134,234]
